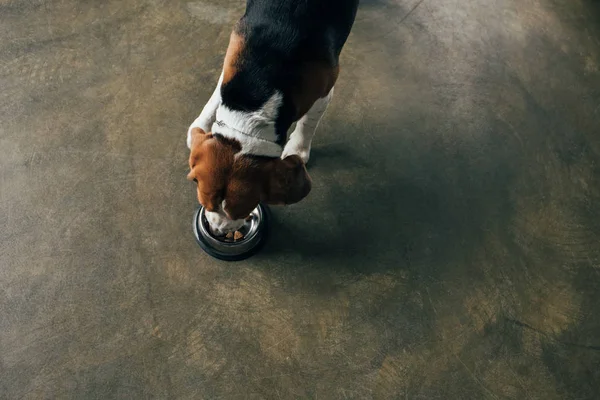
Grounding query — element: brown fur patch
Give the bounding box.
[222,31,245,85]
[263,155,312,206]
[220,155,311,219]
[188,130,240,211]
[222,156,265,219]
[290,62,339,120]
[188,132,311,219]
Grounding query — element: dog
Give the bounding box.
[187,0,359,235]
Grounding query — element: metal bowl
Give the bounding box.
[193,204,270,261]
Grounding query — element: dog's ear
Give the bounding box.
[223,176,262,220]
[188,132,238,211]
[263,155,312,205]
[187,128,210,181]
[189,128,209,162]
[189,127,207,142]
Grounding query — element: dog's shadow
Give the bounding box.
[303,144,371,171]
[262,136,516,276]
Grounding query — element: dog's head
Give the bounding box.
[187,128,311,235]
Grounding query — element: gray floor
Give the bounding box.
[2,0,600,398]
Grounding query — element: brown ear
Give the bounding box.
[223,177,262,220]
[189,127,207,145]
[264,155,312,205]
[188,133,234,211]
[188,128,209,168]
[187,128,210,181]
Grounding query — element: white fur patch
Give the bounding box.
[281,87,334,163]
[187,72,224,149]
[213,91,284,158]
[205,201,245,236]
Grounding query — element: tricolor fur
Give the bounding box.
[187,0,359,235]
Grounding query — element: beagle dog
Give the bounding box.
[187,0,359,235]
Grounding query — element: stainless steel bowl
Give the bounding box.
[193,204,270,261]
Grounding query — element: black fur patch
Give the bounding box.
[220,0,359,140]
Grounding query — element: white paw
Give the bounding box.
[282,142,311,164]
[186,127,193,149]
[187,118,213,149]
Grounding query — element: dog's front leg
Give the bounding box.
[282,87,334,164]
[187,72,224,149]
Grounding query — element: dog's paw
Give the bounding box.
[281,142,310,164]
[282,133,311,163]
[186,124,204,149]
[187,118,213,149]
[186,127,193,149]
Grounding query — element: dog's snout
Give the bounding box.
[204,209,245,236]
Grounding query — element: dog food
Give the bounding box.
[224,231,245,241]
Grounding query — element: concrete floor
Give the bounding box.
[1,0,600,398]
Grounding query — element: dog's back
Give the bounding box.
[242,0,358,59]
[187,0,359,232]
[221,0,359,138]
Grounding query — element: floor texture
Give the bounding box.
[1,0,600,398]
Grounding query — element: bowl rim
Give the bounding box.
[198,208,261,248]
[192,204,270,261]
